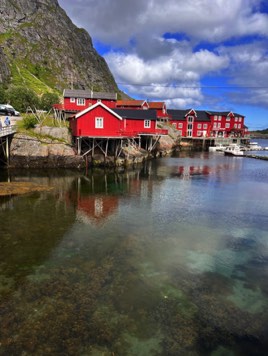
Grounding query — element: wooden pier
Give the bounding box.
[0,125,17,166]
[244,153,268,161]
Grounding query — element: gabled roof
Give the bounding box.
[75,102,122,120]
[167,109,210,122]
[116,100,148,107]
[63,89,117,100]
[148,102,166,109]
[113,108,157,120]
[208,111,245,117]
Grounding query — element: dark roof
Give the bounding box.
[63,89,117,100]
[208,111,245,117]
[167,109,210,122]
[113,109,157,120]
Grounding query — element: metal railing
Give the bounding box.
[0,125,17,138]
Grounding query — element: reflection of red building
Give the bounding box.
[77,195,119,225]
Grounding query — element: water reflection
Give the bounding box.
[0,155,268,355]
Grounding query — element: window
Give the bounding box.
[218,123,221,128]
[235,117,238,122]
[218,116,222,121]
[238,124,241,128]
[188,116,194,123]
[95,117,103,128]
[197,131,202,136]
[172,123,177,129]
[226,117,230,121]
[70,97,75,103]
[234,124,237,128]
[213,123,217,129]
[144,120,151,128]
[214,115,217,120]
[226,123,230,128]
[239,117,242,122]
[178,123,183,128]
[197,124,202,129]
[204,124,208,129]
[77,98,85,106]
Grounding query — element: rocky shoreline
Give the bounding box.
[8,126,180,169]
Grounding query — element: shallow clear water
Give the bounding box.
[0,151,268,355]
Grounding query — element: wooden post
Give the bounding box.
[77,137,81,155]
[6,136,9,165]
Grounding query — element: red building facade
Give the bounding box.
[68,102,167,138]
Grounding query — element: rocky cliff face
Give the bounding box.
[0,0,118,93]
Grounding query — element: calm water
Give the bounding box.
[0,148,268,355]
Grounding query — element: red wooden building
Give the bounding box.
[148,102,169,122]
[208,111,246,138]
[68,102,168,157]
[168,109,211,137]
[53,89,117,120]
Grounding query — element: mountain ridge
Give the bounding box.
[0,0,118,94]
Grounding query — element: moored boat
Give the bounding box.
[224,144,244,156]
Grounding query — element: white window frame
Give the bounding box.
[226,123,230,128]
[77,98,85,106]
[197,124,202,129]
[197,130,202,136]
[187,116,194,123]
[203,124,208,129]
[95,117,103,129]
[217,123,221,128]
[172,123,177,129]
[226,117,230,121]
[234,123,237,128]
[218,116,222,121]
[144,120,151,128]
[214,115,217,120]
[235,117,238,122]
[70,97,75,103]
[178,123,183,128]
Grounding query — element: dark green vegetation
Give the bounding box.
[0,0,119,102]
[250,128,268,138]
[0,84,59,112]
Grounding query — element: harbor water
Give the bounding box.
[0,146,268,355]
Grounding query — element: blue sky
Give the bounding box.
[58,0,268,130]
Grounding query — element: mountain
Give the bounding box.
[0,0,118,94]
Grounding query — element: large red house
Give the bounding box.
[208,111,245,138]
[68,102,167,138]
[168,109,211,137]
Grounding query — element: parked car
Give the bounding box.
[0,105,15,116]
[0,104,20,116]
[4,104,20,116]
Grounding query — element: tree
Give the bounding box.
[5,86,40,113]
[0,85,6,103]
[40,92,60,111]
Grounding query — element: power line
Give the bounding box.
[117,82,268,89]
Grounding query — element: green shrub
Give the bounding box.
[40,92,60,111]
[22,115,38,129]
[5,85,40,112]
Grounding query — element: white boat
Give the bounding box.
[246,141,263,151]
[209,144,225,152]
[224,144,244,156]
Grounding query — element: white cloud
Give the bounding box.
[105,45,229,84]
[58,0,268,112]
[58,0,268,45]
